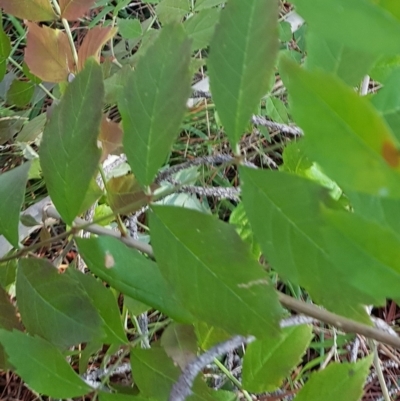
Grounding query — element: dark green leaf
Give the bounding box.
[40,58,103,224]
[99,392,149,401]
[208,0,278,146]
[0,24,11,81]
[0,258,17,288]
[66,269,128,345]
[240,167,372,322]
[0,162,31,247]
[294,355,372,401]
[280,57,400,198]
[76,236,193,323]
[0,330,92,398]
[16,258,103,348]
[119,23,191,187]
[6,80,35,107]
[242,325,313,393]
[150,205,283,338]
[293,0,400,56]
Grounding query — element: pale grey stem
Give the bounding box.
[251,115,303,136]
[179,185,240,201]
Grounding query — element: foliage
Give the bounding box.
[0,0,400,400]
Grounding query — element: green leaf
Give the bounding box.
[99,393,150,401]
[131,347,217,401]
[0,162,31,247]
[194,0,224,11]
[155,0,190,24]
[40,58,103,224]
[150,205,283,338]
[119,24,191,187]
[208,0,278,146]
[242,325,313,393]
[66,269,128,345]
[16,258,103,348]
[0,24,11,81]
[240,167,372,322]
[293,0,400,56]
[265,97,289,124]
[6,79,35,107]
[280,56,400,198]
[0,259,17,288]
[371,67,400,140]
[117,18,142,39]
[194,321,231,350]
[184,9,220,51]
[305,29,378,86]
[161,323,197,369]
[76,236,193,323]
[0,330,92,398]
[294,355,372,401]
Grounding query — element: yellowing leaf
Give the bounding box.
[99,116,123,162]
[59,0,96,21]
[0,0,56,22]
[77,26,118,71]
[24,22,75,83]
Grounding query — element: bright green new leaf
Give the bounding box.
[294,355,372,401]
[16,258,103,348]
[66,269,128,345]
[119,23,192,187]
[242,325,313,393]
[240,167,372,322]
[40,58,103,224]
[0,330,92,398]
[305,29,378,86]
[0,162,31,247]
[293,0,400,56]
[76,236,194,323]
[208,0,278,146]
[156,0,190,24]
[280,57,400,198]
[371,68,400,140]
[184,9,220,51]
[0,24,11,81]
[150,205,283,338]
[131,347,217,401]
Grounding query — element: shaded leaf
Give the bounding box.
[161,323,198,370]
[0,330,92,398]
[294,355,372,401]
[195,0,225,11]
[280,57,400,198]
[0,0,56,21]
[99,393,149,401]
[17,258,103,348]
[150,205,283,338]
[25,22,75,83]
[40,59,103,224]
[67,269,128,345]
[6,80,35,107]
[16,113,46,143]
[0,259,17,289]
[99,116,124,162]
[76,236,194,323]
[293,0,400,56]
[0,24,11,81]
[156,0,190,24]
[119,23,191,187]
[117,18,142,39]
[183,8,220,51]
[0,287,22,331]
[240,167,372,322]
[77,26,118,71]
[194,321,231,351]
[59,0,96,20]
[0,162,31,247]
[242,325,313,393]
[208,0,278,146]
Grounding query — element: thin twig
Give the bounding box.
[251,115,303,136]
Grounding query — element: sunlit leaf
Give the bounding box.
[150,205,283,338]
[0,0,56,21]
[242,325,313,393]
[280,56,400,198]
[24,22,75,83]
[294,355,372,401]
[0,330,92,398]
[77,26,118,71]
[76,236,194,323]
[59,0,97,20]
[16,258,103,348]
[208,0,278,146]
[0,162,31,247]
[293,0,400,56]
[40,58,103,224]
[119,23,191,187]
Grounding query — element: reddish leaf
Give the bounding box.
[77,26,118,71]
[0,0,56,22]
[59,0,96,21]
[382,140,400,168]
[99,116,123,162]
[24,22,75,83]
